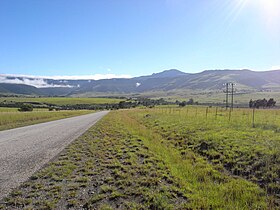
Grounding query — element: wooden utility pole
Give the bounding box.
[252,108,255,127]
[215,107,218,120]
[224,83,229,109]
[231,83,234,110]
[224,82,235,110]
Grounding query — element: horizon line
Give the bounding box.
[1,68,280,81]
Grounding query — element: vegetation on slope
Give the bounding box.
[2,70,280,97]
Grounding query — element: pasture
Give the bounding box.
[2,107,279,209]
[131,106,280,206]
[0,97,123,106]
[0,109,94,131]
[0,107,49,112]
[146,90,280,107]
[0,107,20,112]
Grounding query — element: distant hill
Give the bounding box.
[137,69,189,80]
[0,83,43,95]
[1,69,280,96]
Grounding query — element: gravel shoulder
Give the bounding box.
[0,111,109,200]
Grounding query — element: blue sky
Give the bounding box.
[0,0,279,78]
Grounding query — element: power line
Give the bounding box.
[223,83,229,109]
[223,82,236,110]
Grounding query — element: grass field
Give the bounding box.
[131,106,280,206]
[2,108,278,209]
[0,107,21,112]
[0,97,123,105]
[0,109,95,131]
[0,107,49,112]
[142,90,280,106]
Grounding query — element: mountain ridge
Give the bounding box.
[1,69,280,96]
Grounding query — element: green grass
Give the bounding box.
[0,110,95,131]
[144,90,280,106]
[0,97,123,105]
[1,109,271,209]
[128,106,280,207]
[0,107,49,112]
[120,110,268,209]
[1,111,189,209]
[0,107,19,112]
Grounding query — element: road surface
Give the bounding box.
[0,111,109,200]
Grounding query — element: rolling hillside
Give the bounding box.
[1,69,280,96]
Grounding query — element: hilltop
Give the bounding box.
[1,69,280,97]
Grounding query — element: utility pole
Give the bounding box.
[231,82,234,110]
[224,82,236,110]
[230,82,236,110]
[223,83,229,109]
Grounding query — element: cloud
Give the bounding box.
[270,65,280,70]
[45,74,132,80]
[0,75,74,88]
[0,73,132,88]
[1,73,132,80]
[136,82,141,87]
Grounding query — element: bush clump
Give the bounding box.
[18,104,33,112]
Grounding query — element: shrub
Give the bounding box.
[49,107,55,111]
[186,98,194,105]
[179,101,187,107]
[18,104,33,112]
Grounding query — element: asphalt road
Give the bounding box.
[0,111,109,200]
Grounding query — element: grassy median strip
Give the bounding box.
[0,110,268,209]
[0,110,95,131]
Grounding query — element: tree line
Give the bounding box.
[0,98,173,112]
[249,98,276,109]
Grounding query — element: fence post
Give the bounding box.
[215,107,218,120]
[206,107,208,119]
[252,108,255,127]
[228,109,231,121]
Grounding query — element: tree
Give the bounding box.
[267,98,276,108]
[186,98,194,105]
[18,104,33,112]
[179,101,187,107]
[249,99,253,108]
